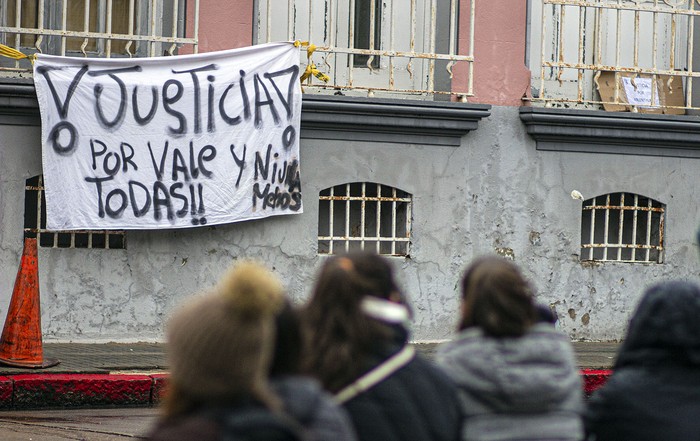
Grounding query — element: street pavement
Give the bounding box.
[0,340,620,376]
[0,341,619,411]
[0,407,158,440]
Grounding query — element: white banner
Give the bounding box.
[34,42,302,230]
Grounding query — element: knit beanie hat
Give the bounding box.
[166,260,284,406]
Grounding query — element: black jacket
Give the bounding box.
[341,325,462,441]
[584,281,700,441]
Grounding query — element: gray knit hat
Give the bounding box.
[166,261,284,405]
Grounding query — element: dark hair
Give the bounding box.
[270,301,303,377]
[301,251,402,392]
[459,256,536,337]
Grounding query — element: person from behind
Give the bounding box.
[270,301,357,441]
[584,280,700,441]
[436,255,584,441]
[145,261,303,441]
[302,251,461,441]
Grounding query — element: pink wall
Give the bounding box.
[454,0,531,106]
[185,0,253,54]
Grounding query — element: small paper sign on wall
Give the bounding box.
[595,71,685,115]
[34,42,303,230]
[621,77,660,108]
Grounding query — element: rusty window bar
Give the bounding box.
[588,195,596,260]
[257,0,474,99]
[345,183,351,253]
[318,183,412,256]
[0,0,198,73]
[581,192,664,263]
[616,193,624,261]
[24,176,126,250]
[533,0,699,111]
[603,194,610,261]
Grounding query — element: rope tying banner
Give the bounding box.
[294,40,330,86]
[0,44,35,64]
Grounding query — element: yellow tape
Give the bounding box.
[312,67,330,83]
[0,43,28,60]
[300,63,330,84]
[0,44,35,65]
[300,65,312,83]
[294,41,329,85]
[306,44,316,58]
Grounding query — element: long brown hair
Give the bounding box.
[302,252,402,393]
[459,256,536,337]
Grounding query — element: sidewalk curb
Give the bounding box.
[0,370,613,410]
[581,369,612,397]
[0,373,168,410]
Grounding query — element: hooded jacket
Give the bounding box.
[584,280,700,441]
[436,323,584,441]
[272,375,357,441]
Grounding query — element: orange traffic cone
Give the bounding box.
[0,237,59,368]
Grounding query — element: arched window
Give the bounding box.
[318,182,411,256]
[24,176,126,249]
[580,192,664,263]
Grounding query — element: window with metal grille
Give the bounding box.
[254,0,474,100]
[0,0,197,74]
[580,192,664,263]
[318,182,411,256]
[24,176,126,249]
[529,0,698,112]
[352,0,382,69]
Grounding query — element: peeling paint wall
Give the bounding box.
[464,107,700,340]
[1,105,699,342]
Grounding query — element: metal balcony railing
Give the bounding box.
[530,0,700,113]
[256,0,475,100]
[0,0,198,74]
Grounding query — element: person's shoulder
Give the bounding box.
[273,375,323,402]
[435,328,488,364]
[529,322,569,337]
[273,375,347,426]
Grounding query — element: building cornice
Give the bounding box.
[0,79,493,145]
[520,106,700,158]
[0,80,40,126]
[302,94,491,146]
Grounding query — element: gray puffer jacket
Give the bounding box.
[436,323,584,441]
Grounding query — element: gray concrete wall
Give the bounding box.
[467,107,700,341]
[1,105,698,343]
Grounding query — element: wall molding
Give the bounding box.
[520,106,700,158]
[302,95,491,146]
[0,80,492,145]
[0,80,40,126]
